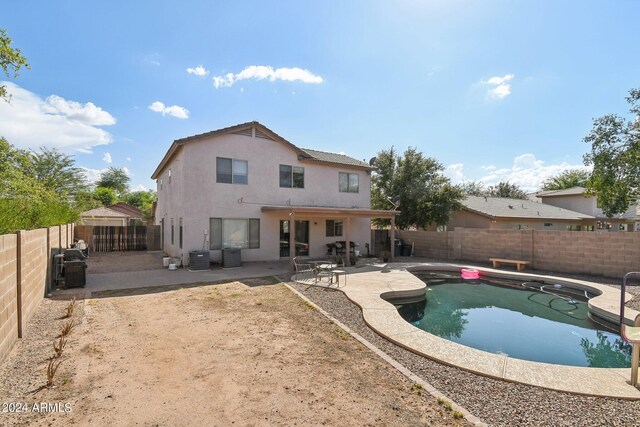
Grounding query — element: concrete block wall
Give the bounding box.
[398,228,640,279]
[0,224,73,365]
[0,234,18,364]
[396,230,448,259]
[18,229,48,329]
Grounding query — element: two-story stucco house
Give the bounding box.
[535,187,639,231]
[151,121,398,266]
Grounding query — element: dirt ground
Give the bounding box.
[86,251,165,274]
[0,279,468,426]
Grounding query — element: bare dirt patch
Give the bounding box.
[1,281,469,426]
[86,251,164,274]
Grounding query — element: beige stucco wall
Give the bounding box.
[156,131,372,262]
[540,194,599,216]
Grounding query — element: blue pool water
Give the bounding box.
[395,276,631,368]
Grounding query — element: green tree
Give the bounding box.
[583,88,640,217]
[0,28,30,102]
[486,181,528,199]
[25,147,89,199]
[0,138,78,233]
[96,167,130,196]
[541,169,590,191]
[93,187,117,206]
[122,190,157,219]
[371,147,463,229]
[458,181,487,196]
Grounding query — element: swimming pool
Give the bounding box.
[394,272,632,368]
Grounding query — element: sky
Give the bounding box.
[2,1,639,192]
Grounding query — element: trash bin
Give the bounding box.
[222,248,241,268]
[64,260,87,288]
[402,243,412,256]
[394,239,402,257]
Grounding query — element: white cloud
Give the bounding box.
[212,66,323,88]
[444,163,465,184]
[186,65,209,77]
[103,152,112,164]
[0,82,115,153]
[134,184,148,191]
[148,101,189,119]
[144,54,160,66]
[477,153,590,192]
[482,73,514,99]
[80,167,106,183]
[126,157,132,162]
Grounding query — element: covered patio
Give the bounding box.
[260,205,399,266]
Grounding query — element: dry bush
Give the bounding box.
[46,356,63,387]
[65,297,76,318]
[53,335,67,357]
[60,319,76,337]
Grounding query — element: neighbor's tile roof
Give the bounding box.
[301,148,370,168]
[535,187,587,197]
[462,196,594,220]
[108,202,144,218]
[80,207,129,218]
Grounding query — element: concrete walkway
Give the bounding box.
[294,261,640,400]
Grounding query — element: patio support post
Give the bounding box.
[390,216,395,262]
[289,214,295,267]
[344,217,350,266]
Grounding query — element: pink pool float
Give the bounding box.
[461,268,480,279]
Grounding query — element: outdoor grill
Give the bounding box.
[53,248,88,289]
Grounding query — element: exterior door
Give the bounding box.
[279,220,310,257]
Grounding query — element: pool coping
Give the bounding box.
[298,262,640,400]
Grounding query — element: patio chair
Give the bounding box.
[293,257,315,282]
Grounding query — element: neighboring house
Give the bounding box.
[78,207,129,227]
[108,202,146,225]
[151,121,398,265]
[446,196,596,231]
[535,187,638,231]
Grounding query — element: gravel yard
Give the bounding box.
[291,281,640,427]
[0,279,470,426]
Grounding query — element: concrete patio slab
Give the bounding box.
[57,251,291,294]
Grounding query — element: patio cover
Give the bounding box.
[260,205,399,265]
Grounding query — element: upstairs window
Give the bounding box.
[216,157,248,184]
[279,165,304,188]
[339,172,359,193]
[325,220,343,237]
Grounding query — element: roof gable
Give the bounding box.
[151,121,370,179]
[108,202,144,217]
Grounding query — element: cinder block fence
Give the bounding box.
[398,228,640,279]
[0,224,74,364]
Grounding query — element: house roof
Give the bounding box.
[80,207,129,218]
[535,187,588,197]
[108,202,144,218]
[461,196,595,220]
[151,121,371,179]
[299,148,370,168]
